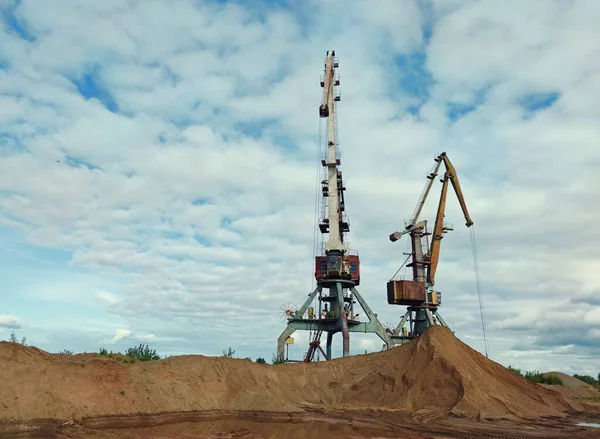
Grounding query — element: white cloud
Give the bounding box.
[135,334,156,342]
[102,328,155,345]
[0,0,599,374]
[95,291,121,306]
[108,328,133,344]
[0,315,21,328]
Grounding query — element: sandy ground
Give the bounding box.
[2,410,599,439]
[1,326,598,438]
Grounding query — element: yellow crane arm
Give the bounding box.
[426,153,474,286]
[440,153,474,227]
[427,173,449,286]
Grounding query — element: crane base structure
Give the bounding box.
[388,304,450,345]
[277,279,392,361]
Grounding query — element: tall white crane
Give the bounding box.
[276,51,392,362]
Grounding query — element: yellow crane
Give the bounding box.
[387,152,473,342]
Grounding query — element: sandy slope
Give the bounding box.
[542,371,600,408]
[0,326,581,423]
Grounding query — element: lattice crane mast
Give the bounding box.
[387,152,473,343]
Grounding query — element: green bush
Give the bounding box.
[271,353,285,364]
[255,357,266,364]
[573,374,599,387]
[97,345,159,362]
[524,371,563,385]
[507,365,523,376]
[507,365,563,385]
[125,344,160,361]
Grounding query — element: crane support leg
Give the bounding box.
[276,285,322,361]
[351,287,393,349]
[425,308,435,326]
[394,311,410,335]
[433,310,450,328]
[297,285,322,318]
[335,282,350,356]
[277,326,295,361]
[326,331,333,359]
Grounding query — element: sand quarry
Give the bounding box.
[1,327,599,438]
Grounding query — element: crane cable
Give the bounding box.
[389,252,412,282]
[469,225,489,358]
[308,118,323,350]
[311,118,323,291]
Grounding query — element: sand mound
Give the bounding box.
[545,372,592,388]
[541,371,600,404]
[0,327,580,424]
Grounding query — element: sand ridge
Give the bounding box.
[0,326,582,424]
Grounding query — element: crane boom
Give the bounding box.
[427,173,449,286]
[438,153,473,228]
[406,157,443,229]
[426,153,473,286]
[321,51,344,253]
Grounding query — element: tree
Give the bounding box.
[9,331,26,345]
[223,347,235,358]
[255,357,266,364]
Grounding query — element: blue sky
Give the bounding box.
[1,0,599,373]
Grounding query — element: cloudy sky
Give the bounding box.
[1,0,599,374]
